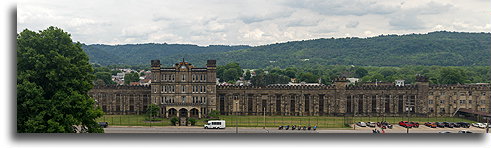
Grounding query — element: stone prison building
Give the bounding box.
[89,60,491,119]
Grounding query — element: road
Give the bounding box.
[104,125,488,133]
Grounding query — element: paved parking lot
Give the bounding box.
[104,125,489,133]
[347,125,488,133]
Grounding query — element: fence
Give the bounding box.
[96,111,476,128]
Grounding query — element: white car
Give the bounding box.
[356,122,367,127]
[471,123,480,127]
[366,122,377,127]
[458,130,473,133]
[204,120,226,129]
[438,131,452,133]
[477,123,486,128]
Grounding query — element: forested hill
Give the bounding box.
[82,43,251,66]
[82,31,491,68]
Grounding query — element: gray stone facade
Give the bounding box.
[89,60,491,118]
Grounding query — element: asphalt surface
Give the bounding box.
[104,125,489,133]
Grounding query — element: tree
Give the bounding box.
[298,72,318,83]
[437,68,467,84]
[216,62,243,82]
[124,72,140,84]
[94,72,115,85]
[146,104,160,119]
[354,67,368,78]
[17,27,103,133]
[284,67,297,78]
[223,68,238,82]
[244,70,251,80]
[251,73,290,86]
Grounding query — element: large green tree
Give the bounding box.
[95,72,115,85]
[17,27,103,133]
[124,72,140,84]
[217,62,243,82]
[437,67,467,84]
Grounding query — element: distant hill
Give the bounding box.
[82,31,491,68]
[82,43,251,66]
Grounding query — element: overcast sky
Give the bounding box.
[17,0,491,46]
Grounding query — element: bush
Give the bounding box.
[188,118,197,126]
[170,117,179,126]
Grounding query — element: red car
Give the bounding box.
[399,121,413,128]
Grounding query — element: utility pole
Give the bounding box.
[487,117,489,133]
[263,107,266,129]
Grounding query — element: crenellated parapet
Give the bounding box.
[217,84,336,90]
[429,84,491,91]
[347,84,416,90]
[92,84,151,90]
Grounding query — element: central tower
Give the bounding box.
[151,59,217,119]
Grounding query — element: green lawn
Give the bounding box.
[96,115,475,129]
[96,115,208,126]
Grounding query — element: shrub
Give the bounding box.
[170,117,179,126]
[188,118,197,126]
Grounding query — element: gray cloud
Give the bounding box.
[284,0,401,16]
[387,1,454,30]
[17,0,491,46]
[345,21,359,28]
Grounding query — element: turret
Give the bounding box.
[415,74,429,114]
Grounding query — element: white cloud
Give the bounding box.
[17,0,491,46]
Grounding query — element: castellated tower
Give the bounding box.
[150,59,217,119]
[415,74,430,115]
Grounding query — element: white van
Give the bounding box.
[204,120,226,129]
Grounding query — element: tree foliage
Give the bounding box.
[251,73,290,86]
[83,31,491,68]
[217,62,242,82]
[146,104,160,119]
[17,27,103,133]
[124,72,140,84]
[94,72,115,85]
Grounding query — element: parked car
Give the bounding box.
[450,122,459,128]
[366,122,376,127]
[458,130,473,133]
[472,123,480,127]
[379,122,393,129]
[98,122,108,128]
[399,121,413,128]
[436,122,446,128]
[477,123,486,128]
[425,122,437,128]
[438,131,452,133]
[443,122,454,128]
[356,122,367,127]
[456,122,470,128]
[410,122,419,128]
